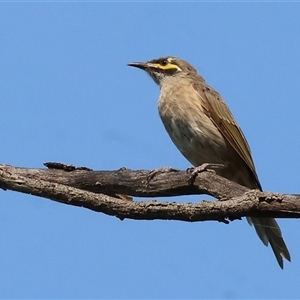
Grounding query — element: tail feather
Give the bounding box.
[237,172,290,268]
[248,217,291,269]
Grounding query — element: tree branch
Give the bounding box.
[0,163,299,222]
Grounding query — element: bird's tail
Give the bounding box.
[247,217,291,269]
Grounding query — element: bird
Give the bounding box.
[128,56,291,268]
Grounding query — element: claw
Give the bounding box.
[146,167,179,185]
[187,163,225,185]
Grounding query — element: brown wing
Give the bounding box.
[193,82,291,267]
[194,82,261,189]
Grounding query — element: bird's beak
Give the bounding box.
[127,62,148,70]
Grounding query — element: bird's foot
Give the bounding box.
[146,167,180,185]
[187,163,225,185]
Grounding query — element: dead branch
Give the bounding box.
[0,163,299,222]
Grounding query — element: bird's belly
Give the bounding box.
[160,113,228,167]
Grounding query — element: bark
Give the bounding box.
[0,163,299,223]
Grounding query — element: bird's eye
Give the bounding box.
[160,60,168,66]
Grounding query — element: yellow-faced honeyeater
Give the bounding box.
[128,56,290,269]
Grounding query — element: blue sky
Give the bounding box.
[1,2,300,299]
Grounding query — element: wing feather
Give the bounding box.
[194,83,261,189]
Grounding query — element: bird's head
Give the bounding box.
[128,56,197,86]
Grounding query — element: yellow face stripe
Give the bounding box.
[147,57,181,71]
[156,63,181,71]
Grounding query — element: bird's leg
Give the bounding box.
[146,167,180,185]
[187,163,225,185]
